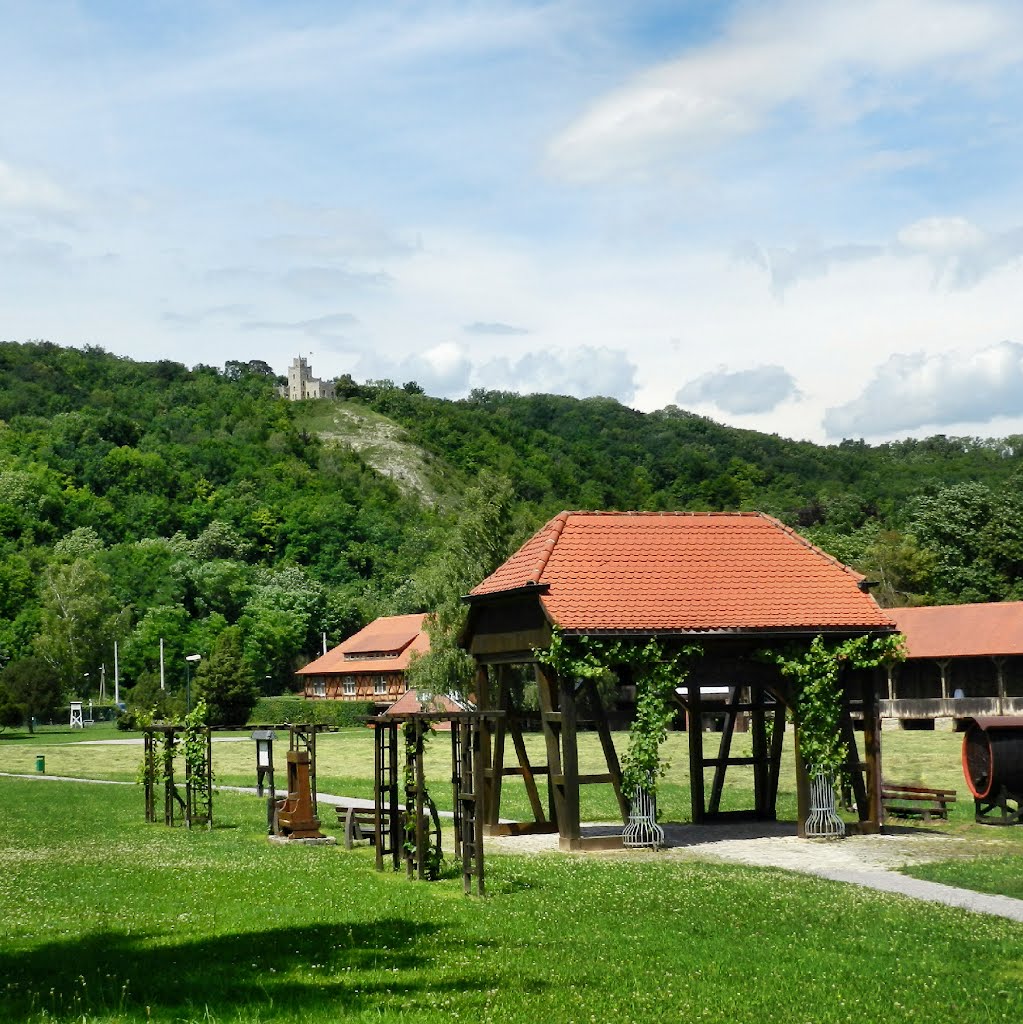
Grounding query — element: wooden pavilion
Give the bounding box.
[461,511,897,849]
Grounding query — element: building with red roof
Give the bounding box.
[297,613,429,709]
[883,602,1023,727]
[463,511,896,847]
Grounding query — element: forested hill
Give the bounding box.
[2,340,1023,703]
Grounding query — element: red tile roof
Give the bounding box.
[296,613,430,676]
[889,602,1023,658]
[470,511,894,634]
[384,689,468,716]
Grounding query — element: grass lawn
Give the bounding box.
[902,856,1023,900]
[3,776,1023,1024]
[1,721,1017,828]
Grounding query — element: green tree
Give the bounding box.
[0,687,22,730]
[406,472,516,699]
[34,557,123,691]
[193,626,257,725]
[0,656,64,731]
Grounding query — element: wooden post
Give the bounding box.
[387,721,399,870]
[861,673,883,833]
[688,684,705,824]
[451,718,463,859]
[373,722,384,871]
[708,686,741,816]
[585,678,629,822]
[937,659,950,700]
[535,664,564,829]
[751,686,768,819]
[559,676,582,848]
[766,701,785,819]
[489,665,510,825]
[794,728,810,839]
[473,719,486,896]
[994,656,1007,716]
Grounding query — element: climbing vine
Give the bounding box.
[402,722,443,880]
[536,630,701,802]
[759,634,905,773]
[183,697,213,811]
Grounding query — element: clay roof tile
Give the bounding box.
[470,511,893,633]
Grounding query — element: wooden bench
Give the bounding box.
[334,803,438,852]
[335,805,379,849]
[881,781,957,822]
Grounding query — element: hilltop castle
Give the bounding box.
[280,356,335,401]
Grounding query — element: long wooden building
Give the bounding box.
[882,602,1023,729]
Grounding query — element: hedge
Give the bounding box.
[247,696,376,728]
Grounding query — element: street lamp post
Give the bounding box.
[184,654,201,714]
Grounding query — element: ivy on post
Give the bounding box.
[536,630,700,848]
[402,721,443,880]
[760,634,904,837]
[182,698,213,829]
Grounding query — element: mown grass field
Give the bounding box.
[3,774,1023,1024]
[3,720,1020,829]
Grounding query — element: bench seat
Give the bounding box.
[881,781,957,822]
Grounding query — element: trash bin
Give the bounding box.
[36,755,45,773]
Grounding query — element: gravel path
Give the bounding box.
[485,820,1023,921]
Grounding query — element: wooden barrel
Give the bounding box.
[962,718,1023,800]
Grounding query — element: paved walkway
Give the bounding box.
[488,820,1023,922]
[6,772,1023,921]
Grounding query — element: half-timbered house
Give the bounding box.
[298,613,429,710]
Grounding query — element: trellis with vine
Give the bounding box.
[402,721,443,880]
[759,633,905,775]
[138,700,214,828]
[183,698,214,828]
[536,630,700,804]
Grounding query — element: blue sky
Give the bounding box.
[2,0,1023,443]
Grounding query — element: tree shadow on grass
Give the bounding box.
[0,918,510,1020]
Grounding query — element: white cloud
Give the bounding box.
[464,321,529,336]
[397,342,473,397]
[0,159,79,219]
[897,216,1023,287]
[736,239,881,295]
[897,216,986,251]
[242,313,358,337]
[677,365,801,414]
[161,304,253,328]
[548,0,1018,181]
[824,339,1023,436]
[478,347,638,404]
[281,266,391,297]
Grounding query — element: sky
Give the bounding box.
[2,0,1023,444]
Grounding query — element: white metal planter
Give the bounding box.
[805,768,845,839]
[623,782,664,850]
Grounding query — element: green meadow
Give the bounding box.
[3,726,1023,1022]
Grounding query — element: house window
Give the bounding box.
[312,679,326,697]
[343,679,356,696]
[374,677,388,695]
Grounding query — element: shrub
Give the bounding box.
[248,696,375,728]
